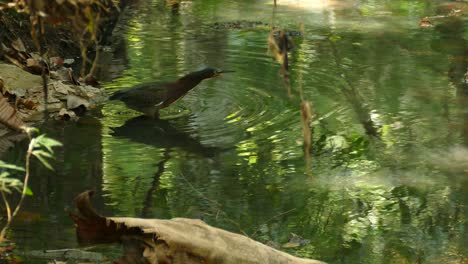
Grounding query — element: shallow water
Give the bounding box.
[4,0,468,263]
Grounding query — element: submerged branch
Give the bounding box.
[329,40,379,137]
[301,101,313,174]
[141,149,171,218]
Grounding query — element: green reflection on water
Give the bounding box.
[6,0,468,263]
[97,0,467,263]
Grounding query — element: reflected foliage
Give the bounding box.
[6,0,468,263]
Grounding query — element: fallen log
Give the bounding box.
[70,191,326,264]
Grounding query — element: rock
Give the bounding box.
[38,102,63,112]
[1,62,108,124]
[58,108,78,121]
[71,85,108,107]
[0,63,42,97]
[52,81,72,95]
[67,94,90,110]
[17,110,44,122]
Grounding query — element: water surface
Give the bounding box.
[4,0,468,263]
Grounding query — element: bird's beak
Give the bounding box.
[218,70,235,74]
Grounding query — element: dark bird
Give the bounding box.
[109,68,233,118]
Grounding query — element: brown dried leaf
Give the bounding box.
[11,38,26,52]
[267,29,294,67]
[0,94,25,131]
[17,98,38,110]
[419,17,434,28]
[26,58,39,68]
[26,58,43,74]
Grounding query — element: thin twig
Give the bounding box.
[86,40,100,79]
[86,12,101,79]
[328,39,378,137]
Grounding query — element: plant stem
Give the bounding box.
[1,191,11,223]
[0,136,35,240]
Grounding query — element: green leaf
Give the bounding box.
[329,35,342,42]
[34,134,45,142]
[0,171,10,178]
[32,150,54,159]
[25,187,33,196]
[34,154,54,171]
[34,135,62,154]
[12,185,22,193]
[35,134,62,148]
[0,173,23,194]
[0,160,25,171]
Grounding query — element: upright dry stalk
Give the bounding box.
[301,101,312,175]
[297,23,312,176]
[86,40,100,79]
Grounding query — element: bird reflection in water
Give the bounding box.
[110,115,222,217]
[110,115,218,157]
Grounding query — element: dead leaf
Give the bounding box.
[52,81,72,94]
[26,58,43,74]
[268,29,294,66]
[70,191,326,264]
[0,94,25,131]
[11,38,26,52]
[419,17,434,28]
[282,233,310,249]
[50,56,64,67]
[17,98,38,110]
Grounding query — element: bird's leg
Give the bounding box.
[142,106,160,119]
[151,109,160,119]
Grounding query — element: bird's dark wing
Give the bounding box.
[109,82,169,108]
